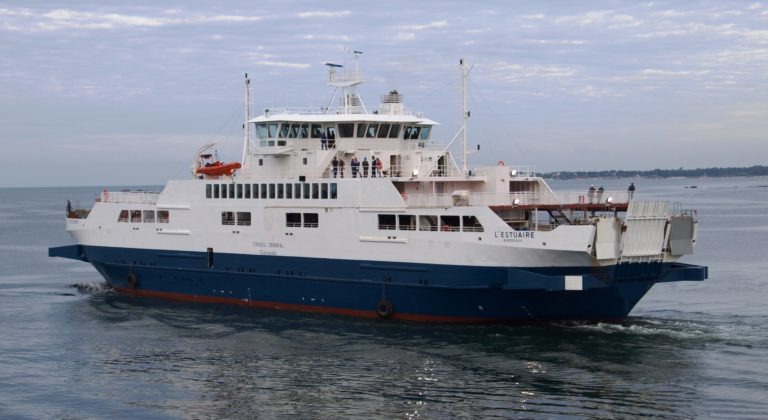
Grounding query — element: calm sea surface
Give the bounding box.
[1,177,767,419]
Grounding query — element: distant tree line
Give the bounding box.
[541,165,768,180]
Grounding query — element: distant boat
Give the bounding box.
[49,55,708,323]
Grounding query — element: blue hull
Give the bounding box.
[49,245,707,322]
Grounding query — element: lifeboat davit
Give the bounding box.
[196,161,241,177]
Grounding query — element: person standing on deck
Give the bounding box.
[332,156,338,178]
[320,131,328,150]
[628,182,636,200]
[371,155,377,177]
[362,157,369,178]
[596,186,604,203]
[588,185,596,204]
[375,158,383,178]
[339,159,345,178]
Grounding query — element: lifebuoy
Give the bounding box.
[497,160,505,166]
[127,272,137,288]
[376,298,393,319]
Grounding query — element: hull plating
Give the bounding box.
[53,245,681,322]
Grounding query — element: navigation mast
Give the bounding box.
[460,58,473,175]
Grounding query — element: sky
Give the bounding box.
[1,1,766,187]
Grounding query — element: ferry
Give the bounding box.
[50,55,707,322]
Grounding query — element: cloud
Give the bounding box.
[392,32,416,41]
[554,10,643,29]
[748,2,763,10]
[527,39,589,45]
[301,34,351,42]
[296,11,351,18]
[0,7,263,32]
[252,61,311,69]
[398,20,448,31]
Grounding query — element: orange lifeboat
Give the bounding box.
[196,161,242,177]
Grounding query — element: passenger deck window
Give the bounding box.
[158,210,170,223]
[378,214,396,230]
[304,213,319,228]
[419,215,438,231]
[143,210,155,223]
[398,215,416,231]
[221,211,235,225]
[130,210,141,223]
[237,212,251,226]
[286,213,301,227]
[440,215,460,232]
[330,183,338,199]
[118,210,129,222]
[206,184,212,199]
[463,216,484,232]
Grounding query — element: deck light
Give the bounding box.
[512,198,520,206]
[606,196,613,203]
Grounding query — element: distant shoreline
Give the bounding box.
[541,165,768,180]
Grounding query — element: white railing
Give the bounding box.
[101,190,160,205]
[263,105,422,117]
[555,190,630,205]
[403,192,548,208]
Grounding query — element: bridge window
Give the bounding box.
[338,123,354,138]
[419,126,431,140]
[256,124,268,139]
[389,124,400,138]
[278,123,289,138]
[378,124,391,138]
[298,124,309,139]
[311,124,322,138]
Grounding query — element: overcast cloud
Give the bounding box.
[0,1,766,187]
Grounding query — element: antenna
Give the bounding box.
[460,58,474,175]
[241,73,252,166]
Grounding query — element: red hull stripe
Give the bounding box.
[114,287,493,323]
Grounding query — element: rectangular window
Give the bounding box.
[236,184,243,199]
[143,210,155,223]
[118,210,129,222]
[389,124,400,139]
[269,184,276,199]
[213,184,220,199]
[268,123,278,138]
[356,123,367,138]
[419,215,438,231]
[286,212,301,227]
[245,183,251,199]
[286,183,293,199]
[378,214,396,230]
[277,183,284,199]
[289,124,299,138]
[252,184,259,199]
[261,184,268,199]
[130,210,142,223]
[366,124,378,138]
[440,215,460,232]
[321,183,328,199]
[205,184,212,199]
[419,126,431,140]
[378,124,391,138]
[311,124,322,138]
[304,213,319,228]
[303,183,310,199]
[256,124,268,139]
[330,183,338,199]
[278,123,289,138]
[311,183,319,199]
[221,211,235,225]
[228,184,235,199]
[398,214,416,231]
[299,124,309,139]
[294,183,302,199]
[158,210,170,223]
[462,216,484,232]
[221,184,228,199]
[236,212,251,226]
[338,123,354,138]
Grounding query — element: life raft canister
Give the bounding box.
[376,298,393,319]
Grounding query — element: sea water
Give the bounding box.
[0,178,766,418]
